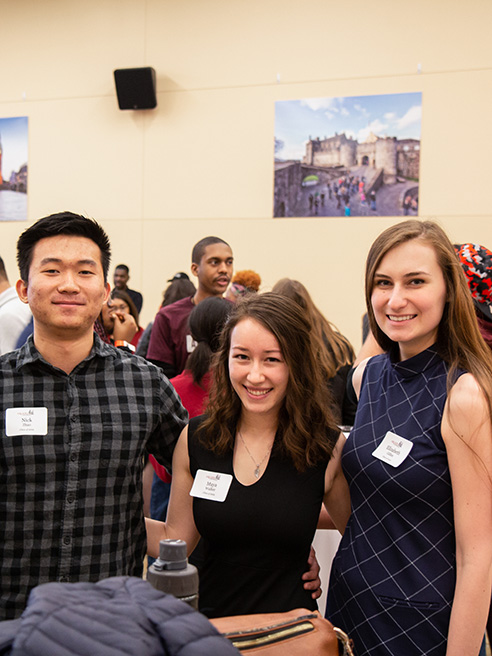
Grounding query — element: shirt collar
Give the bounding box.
[15,333,114,373]
[389,343,442,379]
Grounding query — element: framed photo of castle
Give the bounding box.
[0,116,28,222]
[274,92,421,218]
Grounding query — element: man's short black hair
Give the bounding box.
[17,211,111,282]
[114,264,129,275]
[191,236,230,265]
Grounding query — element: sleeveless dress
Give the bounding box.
[327,346,461,656]
[187,415,330,618]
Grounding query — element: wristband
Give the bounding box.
[114,340,135,352]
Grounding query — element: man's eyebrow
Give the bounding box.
[39,257,98,267]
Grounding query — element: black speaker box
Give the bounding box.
[113,67,157,110]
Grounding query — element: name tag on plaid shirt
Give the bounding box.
[5,407,48,436]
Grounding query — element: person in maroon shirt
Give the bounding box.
[146,236,233,379]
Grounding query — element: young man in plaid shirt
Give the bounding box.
[0,211,188,619]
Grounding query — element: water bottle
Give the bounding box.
[147,539,199,609]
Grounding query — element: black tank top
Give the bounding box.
[188,415,331,618]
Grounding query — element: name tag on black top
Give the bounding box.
[190,469,232,502]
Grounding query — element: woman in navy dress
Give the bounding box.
[327,220,492,655]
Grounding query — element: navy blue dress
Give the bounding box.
[327,346,461,656]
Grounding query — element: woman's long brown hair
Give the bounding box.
[365,219,492,422]
[198,292,340,471]
[272,277,354,378]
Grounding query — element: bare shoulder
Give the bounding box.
[352,357,372,400]
[443,373,491,450]
[173,425,190,468]
[446,373,486,416]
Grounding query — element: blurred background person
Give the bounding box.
[455,243,492,349]
[96,289,138,348]
[113,263,143,313]
[136,273,196,358]
[110,288,144,348]
[0,255,31,354]
[225,269,261,302]
[272,278,356,425]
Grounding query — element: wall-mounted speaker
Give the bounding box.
[113,67,157,110]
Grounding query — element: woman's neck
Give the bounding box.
[237,410,279,440]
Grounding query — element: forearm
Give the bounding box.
[145,518,169,559]
[446,563,492,656]
[324,469,351,534]
[317,506,337,529]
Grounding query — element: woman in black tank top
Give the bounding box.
[146,292,351,617]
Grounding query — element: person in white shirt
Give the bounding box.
[0,255,32,354]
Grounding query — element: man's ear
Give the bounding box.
[190,262,199,278]
[16,279,29,304]
[103,282,111,303]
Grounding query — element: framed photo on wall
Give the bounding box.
[0,116,28,222]
[274,92,421,218]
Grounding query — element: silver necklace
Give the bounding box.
[238,430,272,479]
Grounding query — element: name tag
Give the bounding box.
[186,334,197,353]
[372,431,413,467]
[6,407,48,436]
[190,469,233,502]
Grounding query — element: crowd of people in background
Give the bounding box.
[0,212,491,656]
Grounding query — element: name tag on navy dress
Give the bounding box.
[190,469,233,502]
[372,431,413,467]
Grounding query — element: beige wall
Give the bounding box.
[2,0,492,349]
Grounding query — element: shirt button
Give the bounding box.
[69,453,77,462]
[71,416,77,423]
[59,575,69,582]
[63,536,71,545]
[66,494,74,503]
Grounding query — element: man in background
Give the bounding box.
[0,255,31,354]
[113,263,143,313]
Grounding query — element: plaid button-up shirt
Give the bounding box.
[0,335,188,619]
